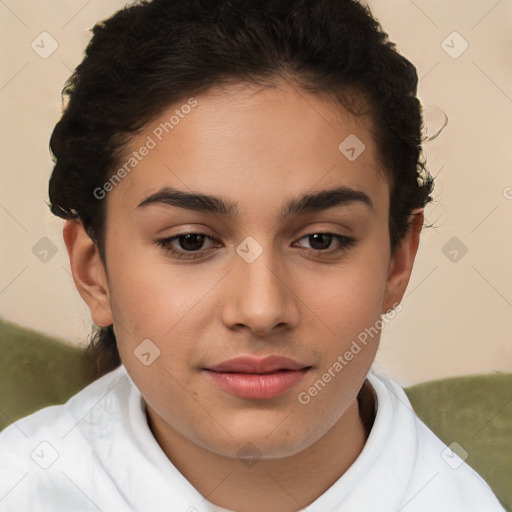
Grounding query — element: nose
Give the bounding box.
[221,245,299,337]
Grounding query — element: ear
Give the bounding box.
[381,208,424,314]
[63,219,113,327]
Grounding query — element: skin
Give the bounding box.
[64,80,423,512]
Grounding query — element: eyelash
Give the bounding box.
[156,231,356,260]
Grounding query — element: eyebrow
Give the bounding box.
[137,185,375,221]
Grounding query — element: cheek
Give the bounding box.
[105,246,223,394]
[300,251,389,345]
[292,259,387,432]
[107,250,217,338]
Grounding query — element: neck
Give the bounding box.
[147,382,375,512]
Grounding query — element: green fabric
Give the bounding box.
[405,373,512,511]
[1,317,511,509]
[0,318,96,430]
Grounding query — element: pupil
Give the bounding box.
[180,234,204,251]
[310,233,332,250]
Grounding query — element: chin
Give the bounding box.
[202,421,319,461]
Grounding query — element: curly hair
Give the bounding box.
[48,0,434,377]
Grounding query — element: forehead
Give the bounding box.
[107,80,389,220]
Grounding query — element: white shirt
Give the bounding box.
[0,364,505,511]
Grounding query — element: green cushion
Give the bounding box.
[405,373,512,510]
[0,317,96,430]
[1,317,510,509]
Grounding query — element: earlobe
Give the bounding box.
[381,208,424,314]
[63,219,113,327]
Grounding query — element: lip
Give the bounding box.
[203,356,311,399]
[207,355,307,373]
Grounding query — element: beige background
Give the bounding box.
[0,0,511,386]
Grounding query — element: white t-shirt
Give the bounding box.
[0,364,505,511]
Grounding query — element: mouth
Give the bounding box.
[203,355,312,400]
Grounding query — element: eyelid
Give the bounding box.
[155,231,220,259]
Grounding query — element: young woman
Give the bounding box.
[0,0,505,510]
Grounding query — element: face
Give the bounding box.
[72,80,417,460]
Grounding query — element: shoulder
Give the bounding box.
[0,365,132,511]
[0,364,129,445]
[368,371,506,511]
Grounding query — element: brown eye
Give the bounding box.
[175,233,207,251]
[156,232,220,259]
[295,233,356,254]
[306,233,335,251]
